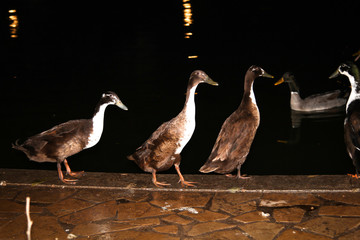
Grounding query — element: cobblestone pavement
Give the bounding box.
[2,169,360,239]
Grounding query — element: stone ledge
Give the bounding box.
[1,168,360,193]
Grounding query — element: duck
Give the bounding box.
[329,62,360,178]
[275,72,347,112]
[12,91,128,184]
[199,65,273,179]
[127,70,218,187]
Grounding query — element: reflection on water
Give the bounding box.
[8,9,19,38]
[291,108,345,129]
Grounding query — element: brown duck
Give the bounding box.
[199,65,273,178]
[12,91,128,184]
[127,70,218,187]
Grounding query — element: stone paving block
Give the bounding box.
[162,214,194,225]
[74,189,150,203]
[338,229,360,240]
[59,200,118,225]
[238,222,284,240]
[179,209,229,222]
[0,186,21,199]
[153,224,178,235]
[117,201,172,220]
[186,222,236,237]
[72,218,160,236]
[0,214,68,240]
[15,187,77,204]
[0,199,43,213]
[317,193,360,205]
[76,230,180,240]
[295,216,360,238]
[260,193,321,207]
[232,211,270,223]
[151,192,212,209]
[319,205,360,217]
[276,229,333,240]
[184,229,249,240]
[210,199,257,216]
[273,207,306,223]
[47,197,95,217]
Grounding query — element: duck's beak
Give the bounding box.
[205,77,219,86]
[274,77,285,86]
[329,68,340,79]
[116,101,128,111]
[262,71,274,79]
[353,50,360,62]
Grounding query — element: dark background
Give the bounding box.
[1,0,359,175]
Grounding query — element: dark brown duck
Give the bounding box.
[199,65,273,179]
[12,91,128,184]
[127,70,218,187]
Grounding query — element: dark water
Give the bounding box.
[1,1,359,176]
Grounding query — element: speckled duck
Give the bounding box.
[12,91,128,184]
[199,65,273,179]
[275,72,347,112]
[127,70,218,187]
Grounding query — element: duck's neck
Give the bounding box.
[346,72,360,112]
[85,103,109,149]
[287,80,300,95]
[183,84,198,118]
[241,74,258,108]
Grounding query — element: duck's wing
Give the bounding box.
[19,120,89,161]
[129,120,180,166]
[200,112,258,173]
[345,111,360,171]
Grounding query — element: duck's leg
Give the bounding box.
[152,170,170,187]
[63,159,84,178]
[57,162,78,184]
[226,165,250,179]
[174,163,197,187]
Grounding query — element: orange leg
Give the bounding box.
[175,164,197,187]
[347,173,360,179]
[226,167,250,179]
[63,159,84,178]
[152,171,170,187]
[57,162,78,184]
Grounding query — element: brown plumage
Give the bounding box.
[127,70,218,187]
[199,66,273,179]
[12,91,128,184]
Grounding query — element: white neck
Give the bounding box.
[249,82,257,106]
[175,85,197,154]
[85,103,109,149]
[345,73,360,112]
[185,86,197,117]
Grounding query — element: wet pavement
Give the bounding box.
[2,169,360,239]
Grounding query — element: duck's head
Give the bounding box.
[247,65,274,79]
[190,70,219,86]
[274,72,300,93]
[329,62,360,82]
[274,72,295,85]
[101,91,128,110]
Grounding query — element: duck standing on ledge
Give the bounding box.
[330,62,360,178]
[127,70,218,187]
[199,66,273,179]
[275,72,347,112]
[12,91,128,184]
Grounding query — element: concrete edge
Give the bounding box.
[2,168,360,193]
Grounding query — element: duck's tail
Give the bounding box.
[127,154,135,161]
[12,139,24,151]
